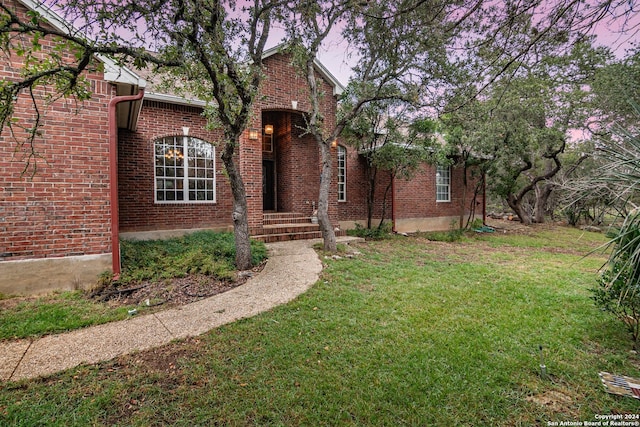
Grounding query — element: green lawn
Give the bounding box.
[0,231,267,340]
[2,225,639,426]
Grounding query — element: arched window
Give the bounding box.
[337,145,346,202]
[154,136,216,203]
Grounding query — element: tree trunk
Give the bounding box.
[378,173,393,229]
[507,194,532,225]
[459,164,468,229]
[318,140,337,252]
[533,182,554,224]
[366,163,377,229]
[221,138,252,270]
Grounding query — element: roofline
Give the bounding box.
[144,92,208,108]
[262,44,345,96]
[17,0,146,88]
[17,3,344,103]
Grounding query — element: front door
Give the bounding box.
[263,160,275,211]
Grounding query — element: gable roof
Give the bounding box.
[17,0,147,88]
[262,44,345,96]
[17,0,146,130]
[16,1,344,105]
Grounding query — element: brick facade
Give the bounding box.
[118,101,235,233]
[1,0,113,262]
[338,148,484,231]
[1,0,484,294]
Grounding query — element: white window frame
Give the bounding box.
[337,145,346,202]
[436,165,451,202]
[154,136,216,204]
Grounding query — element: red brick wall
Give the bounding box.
[118,101,236,232]
[119,52,344,233]
[256,53,340,225]
[275,113,321,215]
[338,151,485,228]
[338,147,393,222]
[393,163,484,220]
[0,0,113,260]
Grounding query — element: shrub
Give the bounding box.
[347,222,393,240]
[420,229,464,242]
[119,231,267,284]
[592,210,640,348]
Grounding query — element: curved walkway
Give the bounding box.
[0,237,361,382]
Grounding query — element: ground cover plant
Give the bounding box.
[0,232,267,340]
[2,224,639,425]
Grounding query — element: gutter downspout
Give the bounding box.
[482,170,487,225]
[391,174,397,233]
[109,89,145,280]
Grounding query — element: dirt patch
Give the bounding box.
[526,389,579,417]
[485,218,559,235]
[95,261,266,309]
[0,262,266,312]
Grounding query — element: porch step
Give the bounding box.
[263,212,313,226]
[253,229,347,243]
[253,213,346,243]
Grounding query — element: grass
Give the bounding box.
[0,232,267,340]
[0,292,133,341]
[2,225,639,425]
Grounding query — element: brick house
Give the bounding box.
[1,0,484,295]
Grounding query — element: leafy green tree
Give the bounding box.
[590,47,640,134]
[283,0,485,250]
[342,101,440,229]
[442,40,609,225]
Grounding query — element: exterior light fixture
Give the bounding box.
[264,124,274,135]
[182,126,190,136]
[248,128,259,140]
[331,139,338,147]
[291,100,298,109]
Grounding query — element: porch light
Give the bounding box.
[291,100,298,109]
[264,124,274,135]
[182,126,190,136]
[248,128,259,140]
[331,139,338,147]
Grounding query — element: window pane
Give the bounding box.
[436,165,450,202]
[337,146,346,201]
[154,136,216,203]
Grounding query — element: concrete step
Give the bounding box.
[253,228,347,243]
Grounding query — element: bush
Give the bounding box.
[347,222,392,240]
[119,231,267,284]
[420,228,464,242]
[592,211,640,348]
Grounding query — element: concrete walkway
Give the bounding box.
[0,237,361,382]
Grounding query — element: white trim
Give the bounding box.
[97,54,147,87]
[435,165,451,202]
[337,145,347,202]
[154,136,217,204]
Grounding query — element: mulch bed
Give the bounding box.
[93,261,267,309]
